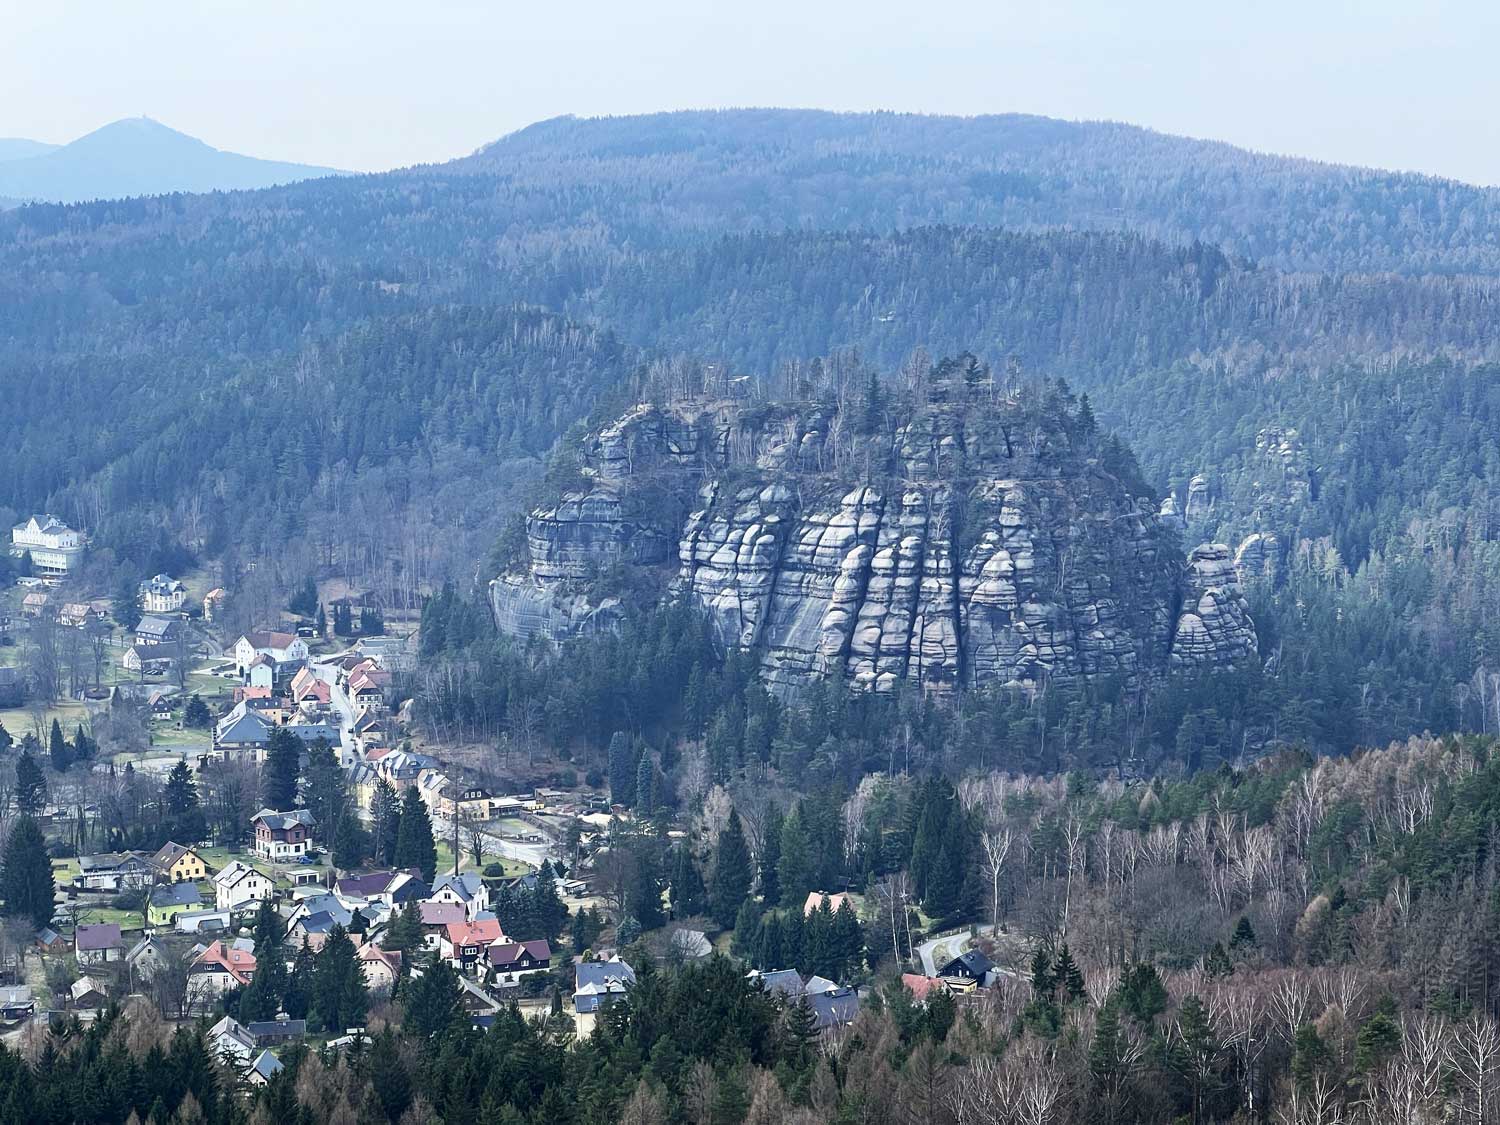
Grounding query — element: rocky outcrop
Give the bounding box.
[493,392,1258,693]
[1234,531,1282,585]
[1184,474,1213,522]
[1170,544,1258,671]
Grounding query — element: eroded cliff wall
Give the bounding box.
[492,391,1257,693]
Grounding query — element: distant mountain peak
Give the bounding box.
[0,117,340,204]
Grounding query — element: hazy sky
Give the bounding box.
[5,1,1498,183]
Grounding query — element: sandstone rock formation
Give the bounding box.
[492,392,1258,693]
[1170,543,1258,671]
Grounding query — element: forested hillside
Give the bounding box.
[5,108,1500,758]
[465,109,1500,274]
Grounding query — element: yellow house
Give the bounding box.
[153,842,209,884]
[147,881,205,928]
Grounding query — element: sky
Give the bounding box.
[4,0,1498,183]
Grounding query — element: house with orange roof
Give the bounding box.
[188,940,257,1009]
[441,918,505,973]
[357,941,403,992]
[803,891,853,917]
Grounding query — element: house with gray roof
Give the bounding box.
[573,958,635,1037]
[249,1049,283,1086]
[808,987,862,1033]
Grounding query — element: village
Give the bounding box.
[0,513,1005,1086]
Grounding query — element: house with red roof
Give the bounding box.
[188,940,257,1009]
[441,918,505,973]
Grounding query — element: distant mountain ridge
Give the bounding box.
[0,116,341,204]
[459,108,1500,275]
[0,138,59,162]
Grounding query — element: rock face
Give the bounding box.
[492,394,1258,693]
[1170,544,1258,671]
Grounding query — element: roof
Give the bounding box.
[152,841,200,869]
[902,973,948,1002]
[419,901,466,927]
[458,976,500,1012]
[213,859,267,888]
[252,808,316,830]
[804,891,853,917]
[445,919,504,948]
[336,870,404,898]
[940,949,996,978]
[808,987,861,1030]
[246,1019,306,1038]
[431,872,483,902]
[136,614,180,637]
[75,923,124,951]
[15,513,72,534]
[575,959,636,993]
[803,975,839,996]
[194,940,257,984]
[251,1050,283,1080]
[487,939,551,966]
[153,882,204,908]
[749,968,803,998]
[78,851,155,873]
[0,985,33,1006]
[357,941,402,973]
[216,704,273,745]
[244,629,298,651]
[177,909,231,933]
[209,1015,257,1053]
[70,976,106,1003]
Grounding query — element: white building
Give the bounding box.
[140,574,187,613]
[233,630,309,678]
[11,514,84,576]
[214,860,275,912]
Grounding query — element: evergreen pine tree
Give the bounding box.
[777,807,813,909]
[785,994,818,1065]
[383,902,425,963]
[1089,998,1135,1123]
[757,911,784,970]
[183,695,212,728]
[758,808,782,905]
[70,724,95,763]
[14,749,45,815]
[1054,943,1086,1001]
[670,846,705,918]
[371,777,402,866]
[1230,916,1257,951]
[260,727,302,811]
[310,924,366,1034]
[0,816,55,928]
[48,719,70,772]
[1204,942,1233,978]
[635,753,654,814]
[394,786,437,882]
[402,954,459,1038]
[831,899,864,980]
[0,719,11,752]
[251,895,287,955]
[1171,995,1223,1124]
[708,812,753,929]
[607,732,637,807]
[1030,946,1055,998]
[732,899,761,961]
